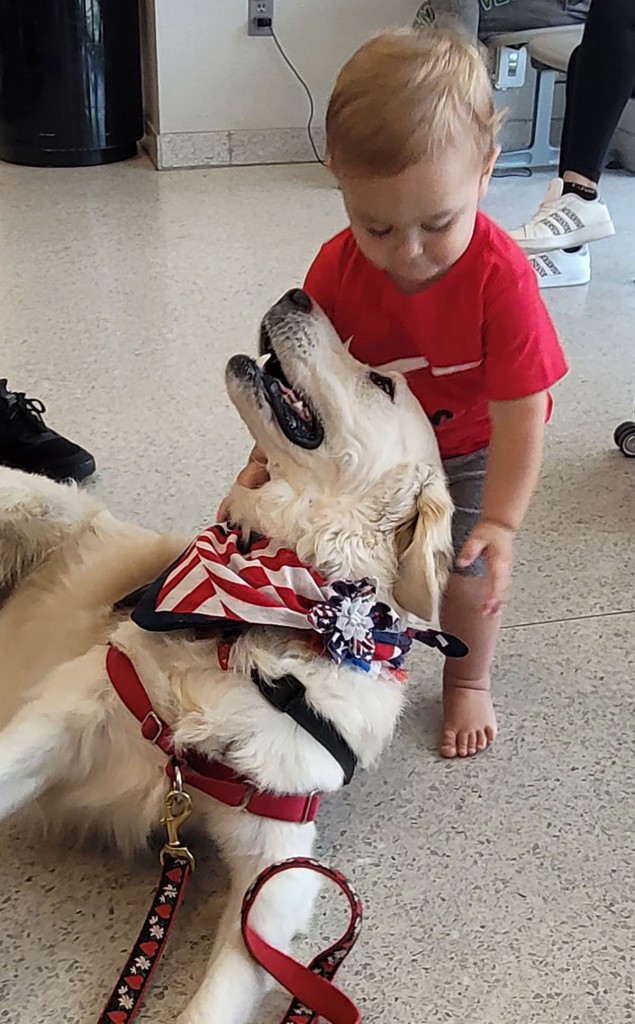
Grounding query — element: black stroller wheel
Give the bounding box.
[617,425,635,457]
[614,421,635,448]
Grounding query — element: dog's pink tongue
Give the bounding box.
[279,382,311,423]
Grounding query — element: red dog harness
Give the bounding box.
[106,646,321,824]
[109,526,467,825]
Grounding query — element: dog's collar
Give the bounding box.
[106,645,321,824]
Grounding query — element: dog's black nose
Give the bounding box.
[285,288,313,313]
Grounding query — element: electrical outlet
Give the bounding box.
[492,46,527,90]
[248,0,273,36]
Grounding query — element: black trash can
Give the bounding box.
[0,0,143,167]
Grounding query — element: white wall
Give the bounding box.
[152,0,417,135]
[146,0,584,166]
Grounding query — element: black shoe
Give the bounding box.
[0,379,96,482]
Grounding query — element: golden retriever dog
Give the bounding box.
[0,289,453,1024]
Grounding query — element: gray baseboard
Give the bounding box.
[142,119,563,171]
[142,125,327,170]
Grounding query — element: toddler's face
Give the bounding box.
[337,141,495,294]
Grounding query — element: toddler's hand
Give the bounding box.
[217,446,270,522]
[456,520,514,616]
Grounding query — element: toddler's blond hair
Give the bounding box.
[326,28,502,176]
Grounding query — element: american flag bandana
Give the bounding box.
[131,525,468,675]
[132,525,411,675]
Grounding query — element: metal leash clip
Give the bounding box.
[160,760,195,871]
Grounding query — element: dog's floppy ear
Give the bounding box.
[393,467,454,623]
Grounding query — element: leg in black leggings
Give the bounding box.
[559,0,635,183]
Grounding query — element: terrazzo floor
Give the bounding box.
[0,156,634,1023]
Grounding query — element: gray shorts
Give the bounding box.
[443,447,488,577]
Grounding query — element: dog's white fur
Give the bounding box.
[0,296,452,1024]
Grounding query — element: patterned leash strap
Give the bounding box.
[97,851,192,1024]
[98,778,361,1024]
[241,858,363,1024]
[97,781,195,1024]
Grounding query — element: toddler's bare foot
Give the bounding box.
[440,685,497,758]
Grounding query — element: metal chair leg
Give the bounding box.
[496,67,561,171]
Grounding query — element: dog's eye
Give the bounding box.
[369,371,395,401]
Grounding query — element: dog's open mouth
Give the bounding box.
[253,322,324,449]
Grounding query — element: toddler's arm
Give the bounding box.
[458,390,547,613]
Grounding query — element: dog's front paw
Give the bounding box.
[177,1001,237,1024]
[178,1014,211,1024]
[177,1014,203,1024]
[178,1006,217,1024]
[178,958,267,1024]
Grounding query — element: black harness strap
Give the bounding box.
[251,670,358,786]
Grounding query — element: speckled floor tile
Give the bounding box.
[2,615,635,1022]
[1,157,635,1023]
[1,159,633,622]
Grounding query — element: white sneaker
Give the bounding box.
[529,245,591,289]
[510,178,615,254]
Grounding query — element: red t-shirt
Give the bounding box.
[304,212,568,459]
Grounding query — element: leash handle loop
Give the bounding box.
[241,857,363,1024]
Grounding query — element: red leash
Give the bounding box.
[98,779,363,1024]
[242,858,363,1024]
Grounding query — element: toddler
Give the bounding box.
[224,28,567,757]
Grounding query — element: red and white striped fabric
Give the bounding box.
[154,526,329,629]
[131,523,466,675]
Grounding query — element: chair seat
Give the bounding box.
[487,25,584,71]
[486,26,574,48]
[527,26,584,70]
